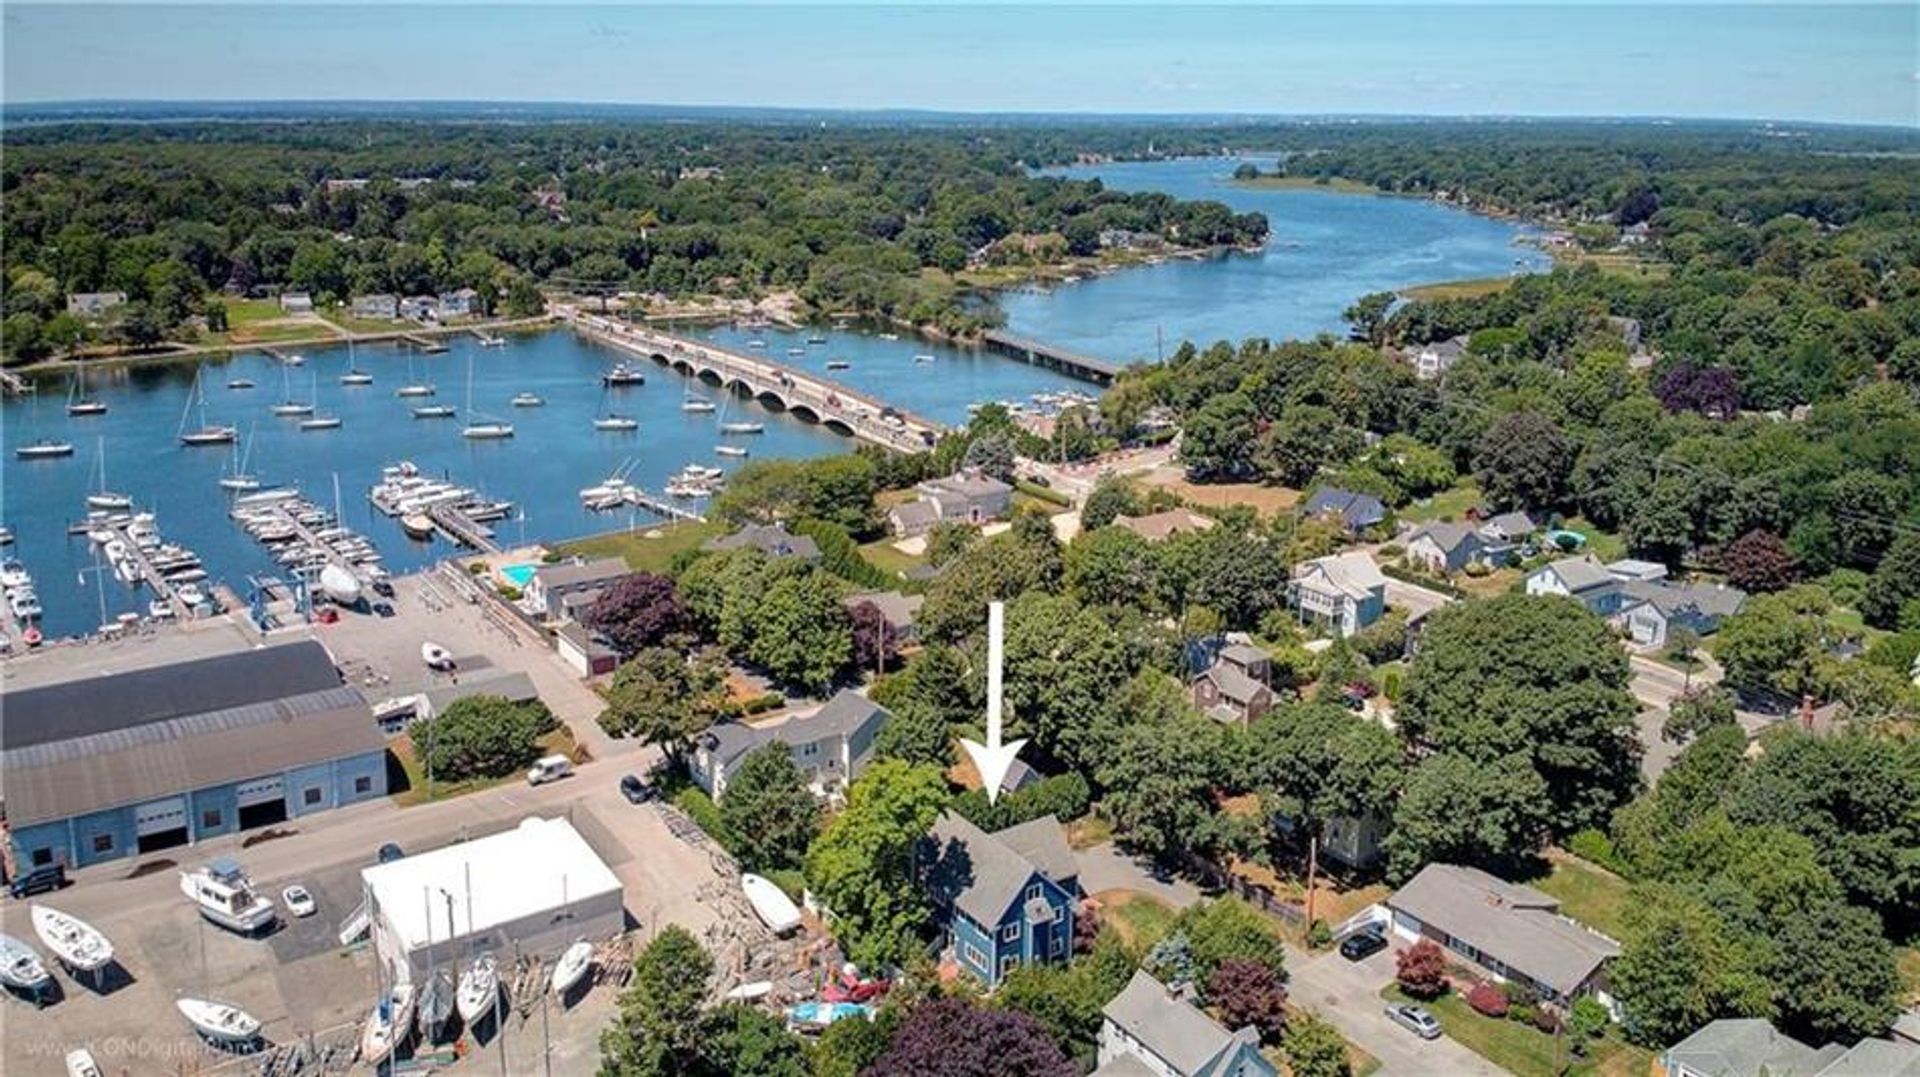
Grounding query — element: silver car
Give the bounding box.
[1385,1002,1443,1040]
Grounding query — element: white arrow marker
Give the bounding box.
[962,600,1028,805]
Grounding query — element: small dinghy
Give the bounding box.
[401,513,435,539]
[510,392,545,407]
[360,982,416,1065]
[177,997,262,1046]
[418,970,455,1042]
[0,934,52,993]
[715,445,749,458]
[456,953,500,1026]
[65,1049,102,1077]
[724,980,773,1002]
[421,642,455,670]
[31,906,112,972]
[550,940,593,997]
[741,873,802,935]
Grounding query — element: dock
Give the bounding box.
[567,311,946,453]
[400,333,449,353]
[100,520,191,620]
[619,487,707,524]
[471,329,505,346]
[426,502,501,554]
[979,330,1123,385]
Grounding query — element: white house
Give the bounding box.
[279,291,314,314]
[1289,551,1387,637]
[1412,335,1469,379]
[690,691,891,801]
[1404,521,1487,575]
[1095,970,1277,1077]
[1525,557,1624,615]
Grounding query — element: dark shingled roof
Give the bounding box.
[1,640,343,751]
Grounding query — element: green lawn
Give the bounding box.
[559,520,723,574]
[389,726,579,808]
[858,536,928,581]
[1526,853,1632,940]
[1384,986,1654,1077]
[1559,516,1627,562]
[1094,890,1179,952]
[1899,947,1920,1006]
[1402,276,1516,302]
[224,298,288,327]
[1401,481,1482,524]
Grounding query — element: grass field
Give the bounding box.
[1402,276,1517,302]
[389,725,579,808]
[858,537,928,581]
[1900,947,1920,1005]
[1093,889,1179,951]
[559,520,722,574]
[1560,516,1627,562]
[1400,481,1482,524]
[1384,986,1654,1077]
[1526,851,1632,940]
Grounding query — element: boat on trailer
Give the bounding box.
[178,857,277,935]
[30,906,113,973]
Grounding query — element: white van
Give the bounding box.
[526,755,574,785]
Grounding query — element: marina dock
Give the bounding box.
[400,333,449,353]
[426,502,502,554]
[979,330,1122,385]
[567,311,947,453]
[98,519,195,620]
[616,487,707,523]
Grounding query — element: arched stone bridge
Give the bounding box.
[566,311,946,453]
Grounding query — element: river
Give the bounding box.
[2,162,1542,640]
[1000,156,1549,363]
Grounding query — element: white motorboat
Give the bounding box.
[11,591,44,621]
[913,354,936,364]
[227,378,256,390]
[30,905,113,972]
[421,642,455,670]
[740,873,802,935]
[602,363,646,386]
[401,513,436,539]
[395,383,436,397]
[0,526,13,546]
[456,953,500,1026]
[461,421,514,439]
[719,421,765,435]
[269,401,314,417]
[682,397,717,413]
[176,583,207,608]
[412,404,456,418]
[715,445,749,458]
[786,346,807,357]
[65,1049,102,1077]
[219,474,261,491]
[0,934,52,993]
[510,392,545,407]
[16,439,76,459]
[1,559,30,589]
[550,940,593,997]
[360,982,416,1065]
[320,564,362,606]
[299,415,342,430]
[176,998,261,1046]
[593,414,639,431]
[340,370,374,385]
[418,970,455,1041]
[179,857,277,935]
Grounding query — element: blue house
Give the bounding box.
[923,811,1080,987]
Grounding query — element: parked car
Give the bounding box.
[1385,1002,1443,1040]
[618,774,655,804]
[8,863,67,899]
[282,885,317,918]
[371,579,395,598]
[527,754,575,785]
[1339,928,1388,962]
[372,602,396,618]
[376,842,405,864]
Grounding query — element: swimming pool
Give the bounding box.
[501,563,538,588]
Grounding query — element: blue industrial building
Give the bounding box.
[3,640,389,872]
[922,811,1080,987]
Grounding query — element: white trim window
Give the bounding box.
[1000,922,1019,942]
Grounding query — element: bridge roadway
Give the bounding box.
[566,310,946,453]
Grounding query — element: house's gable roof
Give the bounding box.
[1663,1019,1843,1077]
[532,557,629,590]
[1114,508,1216,543]
[922,471,1013,503]
[1218,642,1270,667]
[889,500,941,531]
[993,814,1077,886]
[1536,557,1616,594]
[702,523,821,560]
[1296,551,1388,599]
[1102,970,1264,1077]
[925,810,1070,926]
[1199,661,1266,706]
[1408,521,1483,556]
[1302,488,1387,529]
[1622,579,1748,621]
[1387,863,1619,997]
[700,690,890,770]
[846,590,924,628]
[1819,1039,1920,1077]
[1483,511,1536,539]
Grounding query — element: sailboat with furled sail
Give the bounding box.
[339,338,373,386]
[178,367,237,446]
[66,364,107,416]
[460,352,513,440]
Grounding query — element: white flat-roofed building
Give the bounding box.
[361,816,622,983]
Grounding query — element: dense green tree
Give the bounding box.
[1386,753,1548,880]
[1256,405,1363,487]
[1160,524,1290,630]
[1095,716,1227,862]
[866,998,1075,1077]
[918,527,1063,643]
[1282,1013,1352,1077]
[1715,593,1830,698]
[1769,899,1904,1044]
[1397,595,1638,834]
[1611,885,1772,1047]
[414,694,555,781]
[600,926,714,1075]
[803,760,950,967]
[1181,390,1259,479]
[718,743,820,873]
[1862,533,1920,629]
[1243,704,1405,853]
[1177,897,1288,983]
[599,647,729,756]
[1473,410,1574,511]
[1661,686,1737,745]
[748,569,852,693]
[1064,526,1163,611]
[1079,476,1143,530]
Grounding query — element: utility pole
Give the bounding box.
[1304,832,1319,939]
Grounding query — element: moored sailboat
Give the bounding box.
[178,368,237,446]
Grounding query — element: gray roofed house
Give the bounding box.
[1662,1019,1920,1077]
[992,814,1079,891]
[1290,551,1388,637]
[888,471,1014,537]
[1097,970,1277,1077]
[2,640,388,870]
[845,590,924,641]
[1191,641,1275,724]
[1386,863,1621,1006]
[1113,508,1216,543]
[886,500,942,538]
[1480,511,1537,544]
[65,291,127,318]
[1301,488,1388,535]
[1617,578,1749,647]
[689,690,890,800]
[1404,521,1488,575]
[1526,556,1625,615]
[701,522,821,561]
[1411,335,1470,380]
[527,556,631,621]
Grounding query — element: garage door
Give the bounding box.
[235,776,285,808]
[134,797,188,837]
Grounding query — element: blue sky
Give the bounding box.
[4,4,1915,126]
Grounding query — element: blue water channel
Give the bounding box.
[1000,157,1550,364]
[2,164,1543,639]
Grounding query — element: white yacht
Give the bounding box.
[179,857,277,935]
[456,953,500,1026]
[176,998,262,1046]
[30,906,113,972]
[0,934,52,993]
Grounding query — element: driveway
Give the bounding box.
[1073,841,1201,909]
[1287,942,1510,1077]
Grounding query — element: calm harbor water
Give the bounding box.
[1,329,1087,638]
[1001,157,1549,363]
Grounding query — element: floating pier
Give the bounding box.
[400,333,449,353]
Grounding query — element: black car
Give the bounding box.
[8,863,67,899]
[371,579,395,598]
[372,602,396,618]
[376,842,406,864]
[619,774,655,804]
[1339,928,1388,962]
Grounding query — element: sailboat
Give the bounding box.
[339,339,373,386]
[394,349,435,398]
[219,425,261,491]
[419,969,454,1043]
[178,368,237,446]
[455,952,500,1026]
[86,439,132,509]
[30,906,113,973]
[551,940,594,997]
[299,370,341,430]
[682,395,717,413]
[269,358,313,416]
[17,393,76,458]
[66,366,107,416]
[460,355,514,439]
[592,385,638,431]
[360,981,416,1065]
[713,389,764,435]
[176,998,262,1046]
